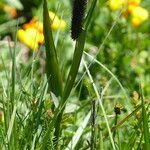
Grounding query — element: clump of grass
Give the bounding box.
[42,0,98,147]
[0,0,149,150]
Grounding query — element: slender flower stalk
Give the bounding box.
[53,0,98,147]
[42,0,98,148]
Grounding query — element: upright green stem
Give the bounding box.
[42,0,98,147]
[63,30,86,101]
[54,30,86,148]
[53,0,98,147]
[91,99,96,150]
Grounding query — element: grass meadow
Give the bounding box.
[0,0,150,149]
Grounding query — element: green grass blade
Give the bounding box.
[2,105,17,149]
[0,17,25,34]
[8,23,18,150]
[63,0,98,102]
[43,0,62,97]
[52,0,99,145]
[141,88,150,150]
[84,0,97,30]
[66,111,91,150]
[83,59,116,150]
[51,30,86,148]
[63,30,86,101]
[84,51,130,108]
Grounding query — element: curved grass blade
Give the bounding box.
[83,51,130,108]
[83,60,116,150]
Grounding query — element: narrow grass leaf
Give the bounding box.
[84,51,130,108]
[0,17,25,34]
[3,105,17,148]
[63,30,86,101]
[84,0,97,29]
[66,111,91,150]
[43,0,62,97]
[83,60,116,150]
[141,88,150,150]
[52,30,86,146]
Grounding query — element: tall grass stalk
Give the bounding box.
[10,24,18,150]
[83,59,116,150]
[83,51,130,108]
[43,0,98,147]
[91,99,96,150]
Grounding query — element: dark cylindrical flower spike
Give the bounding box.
[71,0,87,40]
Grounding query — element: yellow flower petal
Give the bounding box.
[51,19,66,30]
[128,4,136,13]
[109,0,125,10]
[131,17,141,27]
[18,11,66,50]
[17,29,39,50]
[25,28,41,49]
[49,11,66,30]
[23,18,43,33]
[49,11,59,21]
[132,6,149,22]
[35,21,43,33]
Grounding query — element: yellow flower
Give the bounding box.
[132,6,149,22]
[17,29,39,50]
[17,11,66,49]
[25,28,44,44]
[131,6,149,27]
[23,12,66,32]
[128,0,142,13]
[108,0,125,10]
[131,17,141,27]
[128,4,137,13]
[108,0,148,27]
[49,11,66,30]
[23,18,43,33]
